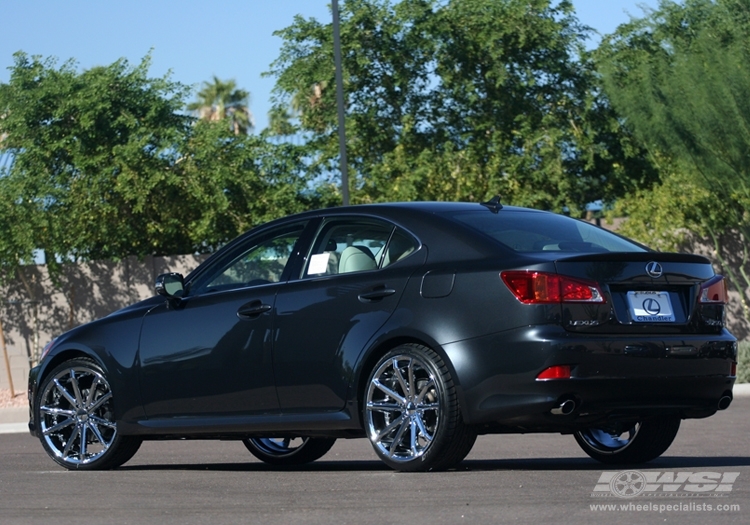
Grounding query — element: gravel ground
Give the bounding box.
[0,389,26,408]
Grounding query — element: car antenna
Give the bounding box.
[480,195,503,213]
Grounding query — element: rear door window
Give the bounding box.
[303,219,418,277]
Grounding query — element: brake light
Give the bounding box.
[501,271,605,304]
[536,365,571,380]
[699,276,728,304]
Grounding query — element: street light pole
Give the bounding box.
[332,0,350,206]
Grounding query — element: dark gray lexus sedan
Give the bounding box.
[28,200,737,471]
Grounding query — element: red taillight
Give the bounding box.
[731,362,737,377]
[501,271,605,304]
[536,365,571,381]
[699,275,728,304]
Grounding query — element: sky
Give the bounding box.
[0,0,659,132]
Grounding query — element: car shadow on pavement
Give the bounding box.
[119,460,392,472]
[460,455,750,472]
[118,455,750,473]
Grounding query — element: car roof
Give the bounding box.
[284,201,545,221]
[323,201,537,214]
[222,201,552,255]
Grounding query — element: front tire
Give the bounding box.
[574,417,681,464]
[242,437,336,466]
[364,344,476,472]
[36,358,141,470]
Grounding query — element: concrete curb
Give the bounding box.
[1,385,748,435]
[0,407,27,424]
[0,423,28,435]
[0,407,28,435]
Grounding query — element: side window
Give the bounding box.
[304,219,417,277]
[193,223,306,294]
[381,228,417,269]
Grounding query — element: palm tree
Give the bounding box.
[188,76,254,135]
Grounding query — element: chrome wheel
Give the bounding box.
[364,345,476,471]
[250,437,309,456]
[577,424,641,454]
[365,353,441,463]
[36,358,141,470]
[39,365,117,465]
[242,436,336,466]
[574,417,680,464]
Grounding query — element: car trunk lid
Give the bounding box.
[552,252,724,335]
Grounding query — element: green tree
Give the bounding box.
[0,52,196,265]
[597,0,750,315]
[267,0,650,213]
[0,53,325,264]
[177,120,334,248]
[188,76,254,135]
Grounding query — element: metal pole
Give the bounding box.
[332,0,350,206]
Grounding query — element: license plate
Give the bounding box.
[626,291,675,323]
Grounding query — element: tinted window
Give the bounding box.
[448,210,646,253]
[192,223,307,293]
[303,219,417,277]
[381,229,418,268]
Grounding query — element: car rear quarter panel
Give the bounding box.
[347,257,564,422]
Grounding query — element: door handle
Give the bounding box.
[237,302,272,319]
[358,286,397,302]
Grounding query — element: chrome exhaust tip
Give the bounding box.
[550,399,576,416]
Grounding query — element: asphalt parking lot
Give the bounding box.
[1,396,748,525]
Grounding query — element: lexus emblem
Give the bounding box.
[642,298,661,315]
[645,262,663,278]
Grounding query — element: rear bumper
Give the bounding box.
[444,326,737,431]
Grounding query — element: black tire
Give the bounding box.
[242,437,336,466]
[574,417,681,464]
[363,344,477,472]
[35,358,142,470]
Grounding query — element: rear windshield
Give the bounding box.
[447,210,647,254]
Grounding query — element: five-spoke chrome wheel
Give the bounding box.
[36,358,141,470]
[364,344,476,471]
[243,437,336,466]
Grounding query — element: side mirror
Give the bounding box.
[155,273,185,299]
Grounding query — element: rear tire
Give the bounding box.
[364,344,476,472]
[574,417,680,464]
